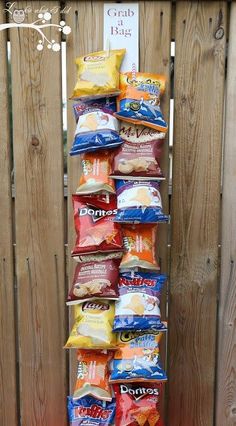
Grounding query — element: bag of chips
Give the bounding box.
[64,300,117,349]
[73,350,112,401]
[115,73,167,132]
[111,122,165,179]
[68,396,116,426]
[114,383,164,426]
[72,194,123,260]
[76,151,115,194]
[120,224,159,270]
[67,259,119,305]
[115,180,169,223]
[70,98,123,155]
[113,272,167,332]
[110,331,167,383]
[71,49,125,100]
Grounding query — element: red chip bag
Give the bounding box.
[67,259,119,305]
[72,194,123,258]
[114,383,164,426]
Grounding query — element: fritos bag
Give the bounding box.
[120,224,159,270]
[115,180,169,223]
[71,49,125,100]
[64,300,117,349]
[113,272,167,332]
[72,194,123,260]
[73,350,112,401]
[110,331,167,383]
[111,122,165,179]
[67,259,119,305]
[115,73,167,132]
[76,151,115,194]
[67,396,116,426]
[114,383,164,426]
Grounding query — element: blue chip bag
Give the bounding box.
[67,396,116,426]
[110,331,167,383]
[114,180,169,223]
[70,98,123,155]
[113,272,167,332]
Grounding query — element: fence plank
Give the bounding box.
[168,2,227,426]
[0,4,18,426]
[216,3,236,425]
[66,0,104,393]
[10,2,67,425]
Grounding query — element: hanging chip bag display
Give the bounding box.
[67,396,116,426]
[113,272,167,332]
[115,72,168,132]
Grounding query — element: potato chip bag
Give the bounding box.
[113,272,167,332]
[115,73,167,132]
[110,331,167,383]
[68,395,116,426]
[67,259,119,305]
[71,49,126,100]
[73,350,112,401]
[115,180,169,223]
[72,194,123,260]
[114,383,164,426]
[73,98,117,121]
[120,224,159,270]
[76,151,115,194]
[64,300,117,349]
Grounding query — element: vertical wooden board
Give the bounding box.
[0,3,18,425]
[216,3,236,425]
[168,2,226,426]
[66,0,104,393]
[10,2,67,425]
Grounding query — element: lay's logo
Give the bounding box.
[82,301,109,312]
[84,55,105,62]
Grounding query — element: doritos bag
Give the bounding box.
[115,180,169,223]
[114,383,164,426]
[110,331,167,383]
[115,73,167,132]
[73,350,112,401]
[113,272,167,332]
[64,300,117,349]
[71,49,125,100]
[72,194,123,260]
[68,396,116,426]
[120,224,159,270]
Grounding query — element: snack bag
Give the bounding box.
[115,73,167,132]
[115,180,169,223]
[114,383,164,426]
[71,98,122,155]
[73,350,112,401]
[113,272,167,332]
[72,194,123,260]
[67,259,119,305]
[111,122,165,179]
[64,300,117,349]
[68,396,116,426]
[110,331,167,383]
[71,49,126,100]
[76,151,115,194]
[120,224,159,270]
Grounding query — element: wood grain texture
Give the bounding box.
[168,2,227,426]
[10,2,67,425]
[0,3,18,425]
[216,3,236,425]
[66,0,104,393]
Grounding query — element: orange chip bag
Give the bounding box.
[120,224,159,270]
[76,151,115,194]
[73,350,112,401]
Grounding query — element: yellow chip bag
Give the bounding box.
[71,49,126,100]
[64,300,117,349]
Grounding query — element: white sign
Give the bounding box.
[103,3,139,72]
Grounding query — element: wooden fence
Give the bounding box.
[0,1,235,425]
